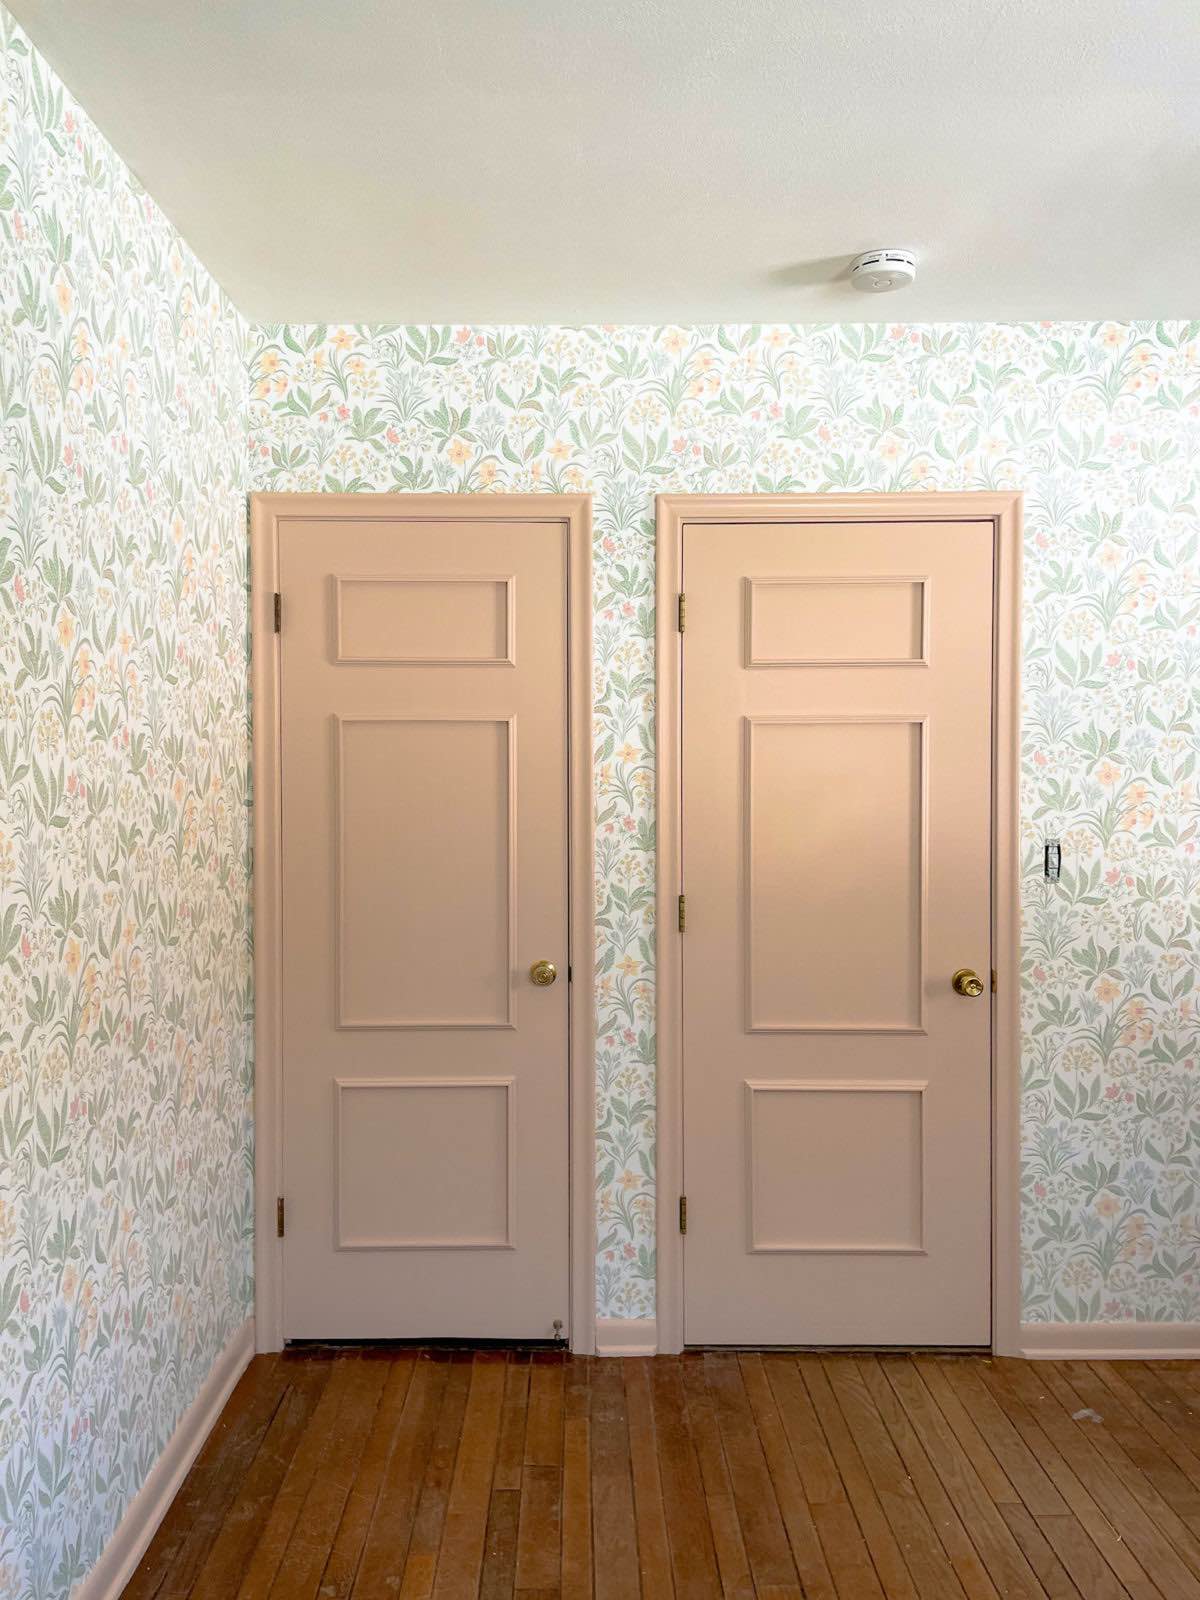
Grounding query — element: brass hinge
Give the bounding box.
[273,592,282,633]
[276,1196,285,1237]
[679,1195,688,1234]
[991,968,997,994]
[677,592,687,633]
[678,893,686,932]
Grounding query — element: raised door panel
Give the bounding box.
[335,1077,515,1249]
[336,715,515,1029]
[748,576,928,665]
[746,716,925,1033]
[745,1080,925,1253]
[335,574,514,664]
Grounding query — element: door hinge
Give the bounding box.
[276,1196,285,1237]
[991,968,997,994]
[273,592,282,633]
[678,893,686,932]
[677,592,687,633]
[679,1195,688,1234]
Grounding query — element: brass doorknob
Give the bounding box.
[952,968,985,998]
[530,960,558,987]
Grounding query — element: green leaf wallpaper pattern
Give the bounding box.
[3,0,1200,1592]
[0,11,252,1597]
[247,318,1200,1329]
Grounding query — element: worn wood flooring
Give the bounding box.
[120,1347,1200,1599]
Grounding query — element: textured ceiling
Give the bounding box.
[9,0,1200,323]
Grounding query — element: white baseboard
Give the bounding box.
[1018,1320,1200,1360]
[74,1318,256,1600]
[595,1316,658,1357]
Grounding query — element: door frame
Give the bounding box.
[654,491,1022,1355]
[251,492,595,1354]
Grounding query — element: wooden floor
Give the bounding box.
[122,1347,1200,1600]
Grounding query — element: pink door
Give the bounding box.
[278,506,572,1339]
[681,517,994,1345]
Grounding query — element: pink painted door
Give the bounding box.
[279,511,569,1338]
[682,518,993,1344]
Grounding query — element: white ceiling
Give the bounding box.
[10,0,1200,324]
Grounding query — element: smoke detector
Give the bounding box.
[850,249,917,292]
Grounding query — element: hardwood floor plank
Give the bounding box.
[268,1351,391,1600]
[1055,1361,1200,1519]
[1030,1511,1140,1600]
[397,1351,474,1600]
[912,1357,1024,1505]
[997,1358,1200,1596]
[479,1489,520,1600]
[561,1357,593,1600]
[494,1354,532,1493]
[317,1354,417,1599]
[1087,1364,1200,1494]
[739,1355,837,1600]
[810,1502,888,1600]
[235,1353,366,1600]
[624,1359,674,1599]
[977,1361,1169,1600]
[857,1358,1002,1600]
[761,1353,846,1507]
[824,1356,967,1600]
[649,1358,723,1599]
[706,1352,802,1598]
[515,1465,563,1593]
[589,1352,641,1600]
[994,1505,1089,1600]
[681,1352,755,1600]
[525,1351,565,1468]
[797,1355,919,1600]
[121,1349,1200,1600]
[191,1358,332,1600]
[998,1356,1200,1593]
[758,1353,885,1600]
[123,1354,284,1600]
[1117,1364,1200,1460]
[431,1351,508,1599]
[878,1358,1046,1600]
[938,1359,1068,1517]
[351,1352,450,1600]
[1156,1366,1200,1417]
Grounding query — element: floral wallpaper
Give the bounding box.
[3,14,1200,1596]
[247,318,1200,1327]
[0,10,252,1599]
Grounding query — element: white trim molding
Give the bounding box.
[595,1317,659,1357]
[655,492,1023,1356]
[1018,1321,1200,1360]
[74,1319,255,1600]
[250,493,596,1356]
